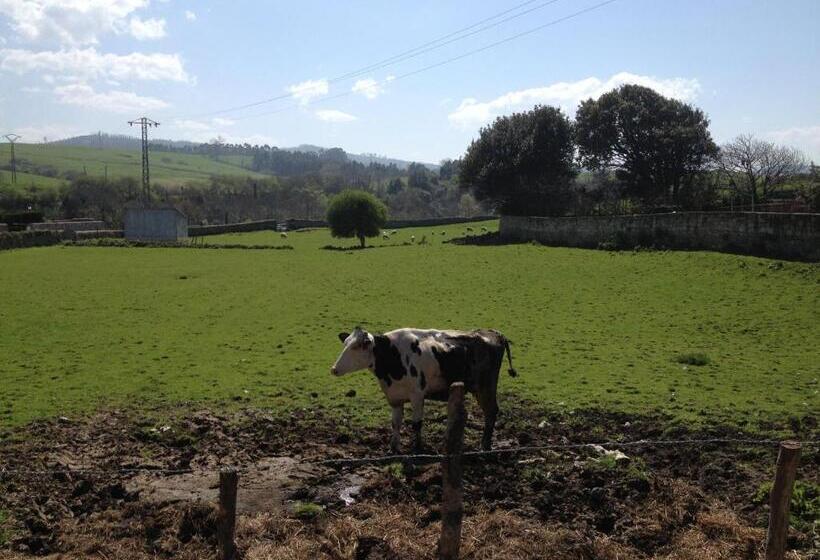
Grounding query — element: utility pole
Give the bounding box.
[3,134,21,184]
[127,117,159,203]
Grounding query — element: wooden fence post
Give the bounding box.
[765,441,801,560]
[217,467,239,560]
[438,382,466,560]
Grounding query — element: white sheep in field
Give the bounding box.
[280,232,288,239]
[481,226,488,232]
[410,235,415,243]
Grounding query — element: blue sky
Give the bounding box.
[1,0,818,163]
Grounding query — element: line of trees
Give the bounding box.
[459,84,815,216]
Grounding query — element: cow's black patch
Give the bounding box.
[405,355,410,366]
[410,339,421,355]
[410,364,417,377]
[432,344,470,386]
[420,371,426,390]
[373,335,406,385]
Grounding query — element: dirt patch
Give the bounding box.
[0,401,817,558]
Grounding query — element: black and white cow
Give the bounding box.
[331,327,517,452]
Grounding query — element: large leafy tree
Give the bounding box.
[326,189,387,248]
[459,105,577,216]
[575,85,717,208]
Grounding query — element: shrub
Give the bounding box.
[675,353,710,366]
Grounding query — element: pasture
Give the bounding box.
[1,220,819,558]
[1,220,817,430]
[0,143,267,191]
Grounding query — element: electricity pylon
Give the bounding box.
[127,117,159,202]
[3,134,21,184]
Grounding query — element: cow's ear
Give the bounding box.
[338,332,350,343]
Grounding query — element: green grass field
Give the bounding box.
[0,143,267,191]
[0,221,817,431]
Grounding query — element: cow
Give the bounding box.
[331,327,517,452]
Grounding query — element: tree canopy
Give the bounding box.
[326,189,388,247]
[575,84,717,208]
[458,105,576,216]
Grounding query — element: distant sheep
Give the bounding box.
[481,226,488,232]
[280,232,288,239]
[382,233,390,240]
[410,235,415,243]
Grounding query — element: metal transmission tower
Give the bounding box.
[127,117,159,202]
[3,134,21,184]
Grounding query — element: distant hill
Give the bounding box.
[50,133,198,151]
[48,134,439,171]
[284,144,438,171]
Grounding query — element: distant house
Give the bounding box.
[124,207,188,242]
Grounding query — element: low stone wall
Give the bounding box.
[283,216,496,231]
[188,219,279,236]
[0,229,123,250]
[27,220,106,232]
[500,212,820,261]
[0,230,72,250]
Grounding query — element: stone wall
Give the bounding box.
[0,229,123,251]
[188,219,278,236]
[284,215,496,231]
[500,212,820,261]
[27,220,106,232]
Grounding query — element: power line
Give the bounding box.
[176,0,565,120]
[228,0,620,123]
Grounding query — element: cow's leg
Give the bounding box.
[390,404,403,453]
[476,388,499,451]
[410,395,425,452]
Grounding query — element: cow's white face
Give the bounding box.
[331,327,375,376]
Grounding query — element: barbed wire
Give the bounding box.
[1,438,816,476]
[318,438,820,467]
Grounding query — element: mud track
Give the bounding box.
[0,398,817,559]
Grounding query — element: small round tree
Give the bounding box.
[326,190,388,248]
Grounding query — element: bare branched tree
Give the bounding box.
[717,134,807,209]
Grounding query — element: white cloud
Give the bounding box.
[0,47,191,83]
[315,109,357,123]
[54,83,168,113]
[15,123,83,142]
[212,117,235,126]
[286,78,328,105]
[448,72,701,128]
[173,118,212,132]
[0,0,158,45]
[184,10,196,21]
[129,17,166,40]
[766,125,820,161]
[352,78,385,100]
[21,85,44,93]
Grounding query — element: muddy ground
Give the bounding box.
[0,398,817,559]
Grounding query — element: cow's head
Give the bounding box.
[331,327,375,376]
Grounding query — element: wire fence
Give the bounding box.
[2,437,818,476]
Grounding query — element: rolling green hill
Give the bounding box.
[0,143,269,192]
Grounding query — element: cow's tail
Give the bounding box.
[502,335,518,378]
